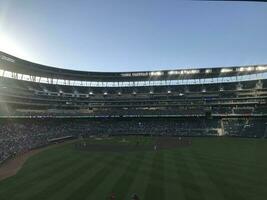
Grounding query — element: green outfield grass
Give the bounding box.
[0,137,267,200]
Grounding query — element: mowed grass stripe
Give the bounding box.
[34,152,146,200]
[46,153,115,200]
[168,143,267,200]
[123,152,152,199]
[193,151,267,171]
[195,153,266,188]
[0,151,82,200]
[163,149,208,200]
[183,148,248,199]
[163,150,186,200]
[65,154,125,200]
[0,146,69,191]
[192,140,267,200]
[23,153,102,200]
[4,153,82,199]
[189,140,267,189]
[194,153,264,200]
[0,148,76,198]
[85,154,135,200]
[196,162,249,199]
[184,149,225,200]
[17,148,67,175]
[39,155,106,200]
[173,149,205,200]
[144,151,165,200]
[18,144,75,177]
[195,143,267,171]
[193,138,267,168]
[92,153,146,200]
[1,137,267,200]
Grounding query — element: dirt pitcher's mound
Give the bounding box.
[75,137,192,153]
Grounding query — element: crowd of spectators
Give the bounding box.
[0,119,79,164]
[5,106,262,118]
[223,118,267,138]
[0,117,266,164]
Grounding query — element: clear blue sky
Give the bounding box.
[0,0,267,72]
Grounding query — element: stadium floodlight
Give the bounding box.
[189,69,199,74]
[168,70,179,75]
[238,66,254,72]
[221,68,233,73]
[256,66,267,71]
[205,69,212,73]
[179,69,199,75]
[238,67,245,72]
[150,71,163,76]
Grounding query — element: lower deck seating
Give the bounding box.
[0,117,266,164]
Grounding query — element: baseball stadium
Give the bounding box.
[0,51,267,200]
[1,1,267,200]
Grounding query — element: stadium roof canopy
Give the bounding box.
[1,51,267,82]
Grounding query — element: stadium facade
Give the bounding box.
[0,52,267,137]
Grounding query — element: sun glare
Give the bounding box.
[0,32,31,60]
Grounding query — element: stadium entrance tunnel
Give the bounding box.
[74,137,192,153]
